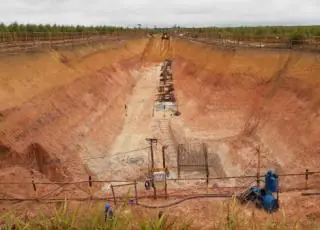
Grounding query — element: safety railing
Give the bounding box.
[0,169,319,205]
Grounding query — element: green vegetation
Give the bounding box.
[0,22,135,34]
[1,199,318,229]
[1,202,190,230]
[2,23,320,38]
[180,26,320,39]
[0,23,147,43]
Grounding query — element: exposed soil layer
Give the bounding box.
[0,39,149,196]
[168,40,320,187]
[0,37,320,224]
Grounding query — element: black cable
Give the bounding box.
[136,194,232,209]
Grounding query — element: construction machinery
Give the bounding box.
[162,32,169,40]
[237,170,280,213]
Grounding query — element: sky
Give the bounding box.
[1,0,320,27]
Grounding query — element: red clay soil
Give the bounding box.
[0,37,320,224]
[170,40,320,180]
[0,40,150,200]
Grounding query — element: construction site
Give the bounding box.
[0,32,320,228]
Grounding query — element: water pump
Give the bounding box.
[237,170,279,213]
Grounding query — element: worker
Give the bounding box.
[104,203,114,221]
[124,104,127,116]
[145,178,152,190]
[128,199,135,205]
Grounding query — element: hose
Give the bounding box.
[136,194,232,209]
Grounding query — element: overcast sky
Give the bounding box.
[1,0,320,27]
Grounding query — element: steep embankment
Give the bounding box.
[1,36,320,224]
[170,39,320,181]
[1,36,319,193]
[0,39,149,191]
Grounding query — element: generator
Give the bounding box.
[237,170,279,213]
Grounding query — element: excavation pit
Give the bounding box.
[0,37,319,210]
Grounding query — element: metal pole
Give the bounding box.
[162,146,168,199]
[162,146,167,169]
[134,180,138,204]
[150,142,154,169]
[146,138,157,200]
[177,145,181,179]
[305,169,309,190]
[203,143,209,188]
[153,182,157,200]
[88,175,93,200]
[257,146,261,188]
[111,185,117,205]
[146,138,157,170]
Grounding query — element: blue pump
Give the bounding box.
[237,170,279,213]
[265,170,279,193]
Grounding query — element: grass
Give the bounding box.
[0,198,318,230]
[1,200,190,230]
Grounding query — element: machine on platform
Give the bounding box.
[237,170,280,213]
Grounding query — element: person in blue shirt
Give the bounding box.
[104,203,114,221]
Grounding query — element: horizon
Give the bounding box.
[1,21,320,29]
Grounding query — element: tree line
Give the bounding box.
[178,26,320,41]
[0,22,145,34]
[1,22,320,42]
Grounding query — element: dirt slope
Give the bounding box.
[141,37,320,184]
[0,37,319,221]
[0,39,150,194]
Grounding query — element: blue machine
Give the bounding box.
[265,170,279,193]
[237,170,279,213]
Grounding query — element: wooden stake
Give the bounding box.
[146,138,157,200]
[162,146,168,199]
[146,138,157,172]
[257,146,261,188]
[203,143,209,189]
[134,180,138,204]
[305,169,309,190]
[153,182,157,200]
[177,145,181,179]
[111,185,117,205]
[88,176,93,200]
